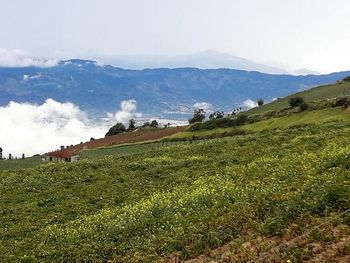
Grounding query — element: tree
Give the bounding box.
[105,122,126,137]
[209,111,225,120]
[342,76,350,82]
[127,119,136,131]
[189,109,206,124]
[150,120,159,128]
[142,122,150,127]
[289,96,304,107]
[257,99,264,107]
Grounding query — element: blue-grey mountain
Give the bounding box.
[0,59,349,118]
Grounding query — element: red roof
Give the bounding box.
[47,149,79,158]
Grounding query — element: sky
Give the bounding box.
[0,0,349,73]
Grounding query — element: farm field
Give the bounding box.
[52,126,186,156]
[80,141,186,160]
[0,119,349,262]
[0,155,42,171]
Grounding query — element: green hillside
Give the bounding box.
[1,118,349,262]
[0,155,42,171]
[243,107,349,131]
[1,80,350,262]
[247,80,350,115]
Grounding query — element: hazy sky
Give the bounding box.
[0,0,349,72]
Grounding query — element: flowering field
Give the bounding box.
[0,120,349,262]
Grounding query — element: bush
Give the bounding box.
[235,115,248,125]
[342,76,350,82]
[299,102,309,111]
[247,114,263,124]
[289,96,305,107]
[333,97,350,107]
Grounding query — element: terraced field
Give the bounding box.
[1,118,349,262]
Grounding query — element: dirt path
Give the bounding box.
[178,217,350,263]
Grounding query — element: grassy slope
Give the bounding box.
[247,81,350,115]
[1,120,349,262]
[167,107,350,140]
[80,141,185,160]
[243,107,349,131]
[0,156,41,171]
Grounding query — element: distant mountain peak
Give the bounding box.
[92,50,289,74]
[294,68,320,75]
[59,59,99,67]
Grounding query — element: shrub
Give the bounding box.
[333,97,350,107]
[299,102,309,111]
[235,115,248,125]
[289,96,305,107]
[342,76,350,82]
[247,114,262,124]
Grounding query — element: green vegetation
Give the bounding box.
[0,155,42,171]
[1,117,350,261]
[288,95,305,107]
[80,141,183,159]
[247,81,350,115]
[243,107,349,132]
[209,110,225,120]
[168,107,349,141]
[105,122,126,137]
[1,80,350,262]
[342,76,350,82]
[189,108,206,123]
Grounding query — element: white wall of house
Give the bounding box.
[43,155,80,163]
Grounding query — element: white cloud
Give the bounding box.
[193,102,213,112]
[108,99,142,124]
[0,48,58,68]
[243,99,258,109]
[0,99,109,157]
[22,74,41,81]
[0,98,189,157]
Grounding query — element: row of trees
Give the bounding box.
[105,119,159,137]
[188,98,265,124]
[107,95,313,135]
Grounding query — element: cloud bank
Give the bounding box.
[242,99,258,109]
[193,102,213,112]
[0,48,58,68]
[0,99,143,157]
[107,99,142,124]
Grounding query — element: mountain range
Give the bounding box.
[95,50,289,74]
[0,58,349,119]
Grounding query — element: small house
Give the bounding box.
[44,150,80,163]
